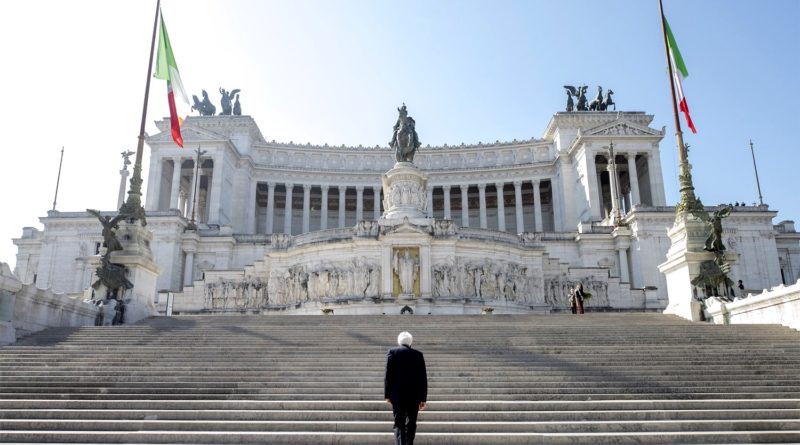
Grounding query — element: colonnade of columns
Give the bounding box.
[147,156,217,224]
[254,179,556,236]
[594,152,656,218]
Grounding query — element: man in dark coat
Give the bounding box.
[384,331,427,445]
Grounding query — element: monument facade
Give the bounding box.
[11,107,800,315]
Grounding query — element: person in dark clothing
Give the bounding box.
[574,283,586,314]
[384,331,427,445]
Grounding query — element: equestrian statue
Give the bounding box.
[389,103,421,163]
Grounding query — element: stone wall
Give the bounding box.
[705,279,800,331]
[0,262,102,345]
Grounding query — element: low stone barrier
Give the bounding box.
[705,279,800,331]
[0,262,103,344]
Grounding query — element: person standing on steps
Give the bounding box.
[385,331,427,445]
[574,282,586,314]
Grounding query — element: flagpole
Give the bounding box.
[658,0,703,215]
[120,0,161,225]
[749,139,764,206]
[52,146,65,211]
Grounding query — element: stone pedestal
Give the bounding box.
[110,220,161,324]
[379,162,431,225]
[658,214,737,321]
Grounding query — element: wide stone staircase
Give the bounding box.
[1,313,799,444]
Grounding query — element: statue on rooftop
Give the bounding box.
[602,89,615,111]
[389,103,420,163]
[219,87,240,115]
[191,90,216,116]
[233,94,242,116]
[563,85,588,111]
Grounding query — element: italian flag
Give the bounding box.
[154,11,188,147]
[665,18,697,134]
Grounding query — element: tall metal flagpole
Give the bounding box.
[52,147,65,211]
[749,139,764,206]
[658,0,703,216]
[119,0,161,225]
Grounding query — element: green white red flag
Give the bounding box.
[154,11,188,147]
[664,18,696,134]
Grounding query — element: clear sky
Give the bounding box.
[0,0,798,267]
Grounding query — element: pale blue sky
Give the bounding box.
[0,0,798,266]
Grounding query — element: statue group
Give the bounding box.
[389,103,421,163]
[563,85,615,112]
[192,87,242,116]
[87,209,133,298]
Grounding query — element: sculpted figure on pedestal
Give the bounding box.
[393,248,418,294]
[389,103,421,163]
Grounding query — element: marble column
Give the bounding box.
[117,168,130,210]
[648,152,667,206]
[618,248,630,283]
[208,155,222,224]
[495,182,506,232]
[169,157,182,209]
[533,180,543,232]
[320,185,329,230]
[478,184,487,229]
[356,186,364,222]
[460,185,470,227]
[426,186,433,218]
[373,186,381,220]
[183,250,195,286]
[246,181,257,234]
[302,184,312,233]
[443,185,451,220]
[513,181,524,233]
[627,153,641,207]
[284,183,294,235]
[179,190,188,217]
[266,182,275,234]
[338,187,346,228]
[145,155,162,211]
[585,149,602,220]
[608,155,622,222]
[186,160,199,221]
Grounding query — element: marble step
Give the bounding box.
[4,407,800,422]
[3,430,800,444]
[4,418,800,433]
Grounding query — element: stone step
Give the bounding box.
[3,430,800,444]
[4,418,800,433]
[4,407,800,422]
[3,398,799,411]
[0,391,800,401]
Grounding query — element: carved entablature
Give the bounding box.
[591,123,657,136]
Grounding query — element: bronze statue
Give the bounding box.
[588,86,604,111]
[564,90,574,112]
[87,209,127,254]
[191,90,216,116]
[389,103,420,163]
[233,94,241,116]
[563,85,588,111]
[692,205,733,253]
[87,209,134,296]
[219,87,241,115]
[602,89,615,111]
